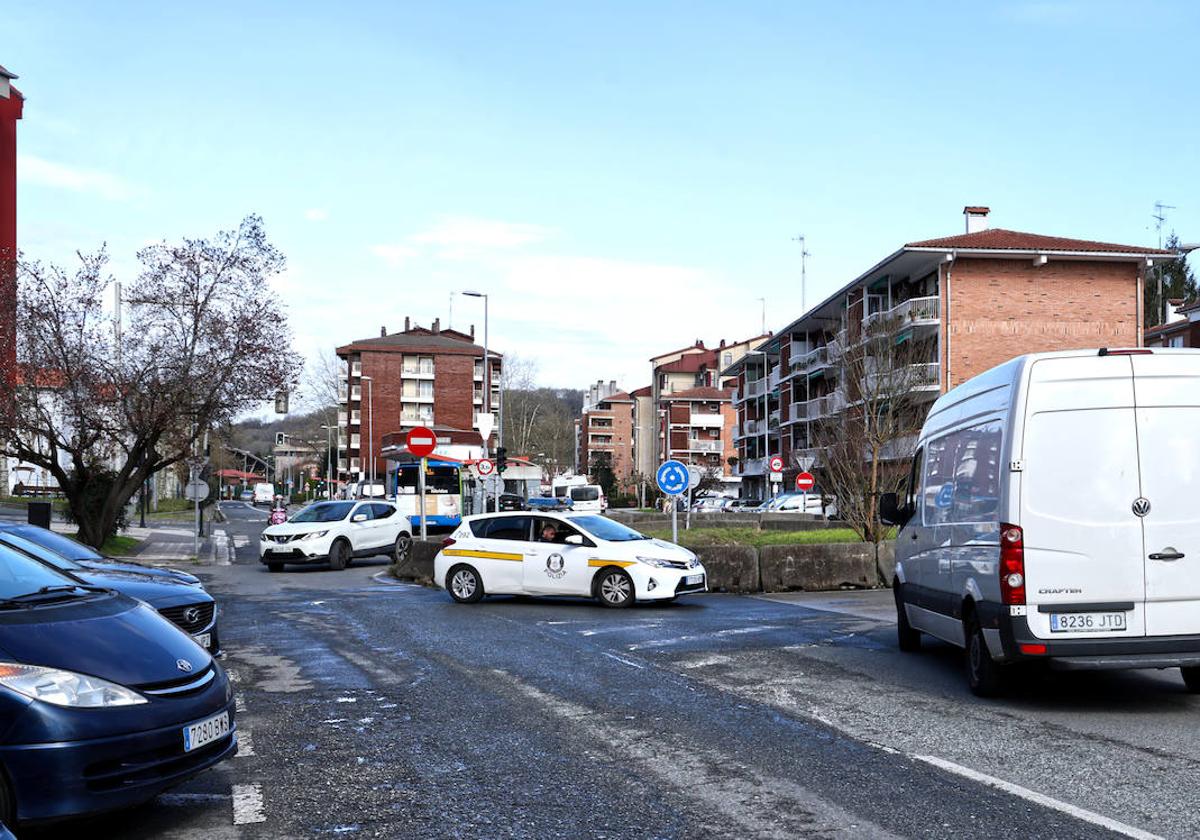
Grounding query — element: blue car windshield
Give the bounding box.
[0,533,84,572]
[292,502,355,523]
[0,543,83,598]
[5,525,102,562]
[570,516,649,542]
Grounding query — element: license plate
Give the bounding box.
[685,574,703,585]
[1049,612,1127,633]
[183,711,230,752]
[192,632,211,649]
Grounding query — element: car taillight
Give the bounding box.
[441,537,457,548]
[999,523,1025,606]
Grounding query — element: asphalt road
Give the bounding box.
[25,501,1200,838]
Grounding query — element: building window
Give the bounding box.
[723,352,732,367]
[351,385,361,401]
[351,360,362,377]
[351,410,361,424]
[419,381,433,398]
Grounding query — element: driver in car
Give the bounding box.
[539,522,561,543]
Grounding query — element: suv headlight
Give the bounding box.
[299,530,329,540]
[0,663,147,707]
[636,556,675,568]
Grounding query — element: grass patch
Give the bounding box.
[638,525,865,548]
[151,497,196,513]
[99,535,143,556]
[0,496,70,511]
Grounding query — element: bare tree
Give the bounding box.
[812,309,933,544]
[298,347,345,417]
[1,215,301,546]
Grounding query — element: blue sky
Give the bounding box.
[5,1,1199,393]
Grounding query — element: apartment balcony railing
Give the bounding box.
[402,365,435,379]
[738,456,766,476]
[690,412,723,428]
[742,378,764,400]
[863,295,940,330]
[790,345,829,375]
[688,439,723,453]
[337,411,347,427]
[864,362,941,393]
[402,392,435,403]
[828,330,848,359]
[742,418,762,436]
[767,367,782,389]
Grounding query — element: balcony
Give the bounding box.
[337,458,348,472]
[736,378,764,403]
[863,295,940,330]
[351,361,362,377]
[789,345,830,376]
[350,386,362,401]
[690,412,723,428]
[737,456,766,476]
[768,367,782,389]
[864,362,941,394]
[402,391,435,403]
[688,439,723,453]
[402,366,435,380]
[337,411,347,427]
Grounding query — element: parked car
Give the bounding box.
[0,542,236,826]
[524,496,573,512]
[690,496,730,513]
[881,348,1200,696]
[239,490,254,503]
[725,498,762,512]
[434,513,706,608]
[0,528,222,653]
[259,499,413,572]
[489,493,525,512]
[0,523,202,587]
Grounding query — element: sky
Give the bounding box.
[5,1,1200,397]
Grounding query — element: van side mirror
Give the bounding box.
[878,492,912,527]
[564,534,584,546]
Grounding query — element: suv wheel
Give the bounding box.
[329,539,351,571]
[447,564,484,604]
[596,568,635,609]
[1181,667,1200,693]
[393,533,413,563]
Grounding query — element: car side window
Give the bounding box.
[370,503,395,520]
[352,504,374,521]
[485,516,533,541]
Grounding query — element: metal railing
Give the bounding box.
[688,439,723,453]
[863,295,940,329]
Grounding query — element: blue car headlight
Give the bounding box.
[0,662,147,707]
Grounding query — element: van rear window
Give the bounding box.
[571,487,599,501]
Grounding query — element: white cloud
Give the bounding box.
[408,216,551,251]
[17,154,140,201]
[370,243,419,267]
[304,208,329,222]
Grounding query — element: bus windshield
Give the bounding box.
[395,462,461,494]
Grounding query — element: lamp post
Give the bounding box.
[461,290,490,453]
[320,423,335,500]
[361,375,374,488]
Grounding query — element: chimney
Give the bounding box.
[964,206,990,234]
[404,316,410,332]
[432,317,441,334]
[470,324,475,339]
[380,325,387,337]
[719,338,726,348]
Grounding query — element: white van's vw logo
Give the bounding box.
[545,553,566,580]
[1132,497,1151,517]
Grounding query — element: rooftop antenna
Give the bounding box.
[792,234,811,312]
[1153,201,1176,325]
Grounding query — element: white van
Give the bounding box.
[252,483,275,507]
[881,348,1200,696]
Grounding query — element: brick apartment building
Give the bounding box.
[727,206,1178,499]
[335,318,501,481]
[576,381,635,490]
[1145,299,1200,348]
[657,387,736,475]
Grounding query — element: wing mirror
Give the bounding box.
[878,492,913,527]
[351,513,367,523]
[564,534,584,546]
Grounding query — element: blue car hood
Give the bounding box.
[73,570,213,611]
[0,593,211,686]
[78,558,201,587]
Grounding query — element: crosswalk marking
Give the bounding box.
[232,784,267,824]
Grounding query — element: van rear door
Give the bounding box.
[1131,353,1200,636]
[1020,356,1145,639]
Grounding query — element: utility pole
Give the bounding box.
[1153,202,1176,326]
[792,234,811,313]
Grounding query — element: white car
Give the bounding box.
[259,499,412,572]
[434,512,707,608]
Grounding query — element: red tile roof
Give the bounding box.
[660,386,732,401]
[629,385,652,398]
[907,228,1174,255]
[598,391,633,404]
[336,330,499,357]
[658,353,717,373]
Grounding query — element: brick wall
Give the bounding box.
[946,258,1140,388]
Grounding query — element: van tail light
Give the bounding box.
[999,523,1025,606]
[441,537,457,548]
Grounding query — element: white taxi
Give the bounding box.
[434,512,707,608]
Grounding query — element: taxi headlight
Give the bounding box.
[636,556,674,568]
[0,662,147,707]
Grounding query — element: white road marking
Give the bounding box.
[913,754,1162,840]
[233,534,250,548]
[235,695,246,713]
[626,625,782,651]
[237,728,256,756]
[213,530,230,566]
[231,783,267,824]
[603,652,645,669]
[227,668,241,683]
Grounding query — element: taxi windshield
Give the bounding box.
[570,516,649,542]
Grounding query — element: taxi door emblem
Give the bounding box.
[545,553,566,580]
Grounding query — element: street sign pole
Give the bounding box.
[685,484,692,531]
[418,456,428,540]
[672,497,678,544]
[656,460,689,545]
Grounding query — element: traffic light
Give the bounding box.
[275,432,286,446]
[496,447,508,473]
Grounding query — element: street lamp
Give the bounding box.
[320,423,335,500]
[461,290,490,454]
[360,375,374,487]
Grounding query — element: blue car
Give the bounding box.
[0,524,202,587]
[0,527,221,654]
[0,543,236,825]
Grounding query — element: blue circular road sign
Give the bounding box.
[656,460,689,496]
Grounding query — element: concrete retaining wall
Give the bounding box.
[390,537,897,594]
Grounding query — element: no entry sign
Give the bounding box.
[795,471,815,492]
[406,426,437,458]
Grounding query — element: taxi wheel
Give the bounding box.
[329,539,350,571]
[596,568,635,609]
[448,564,484,604]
